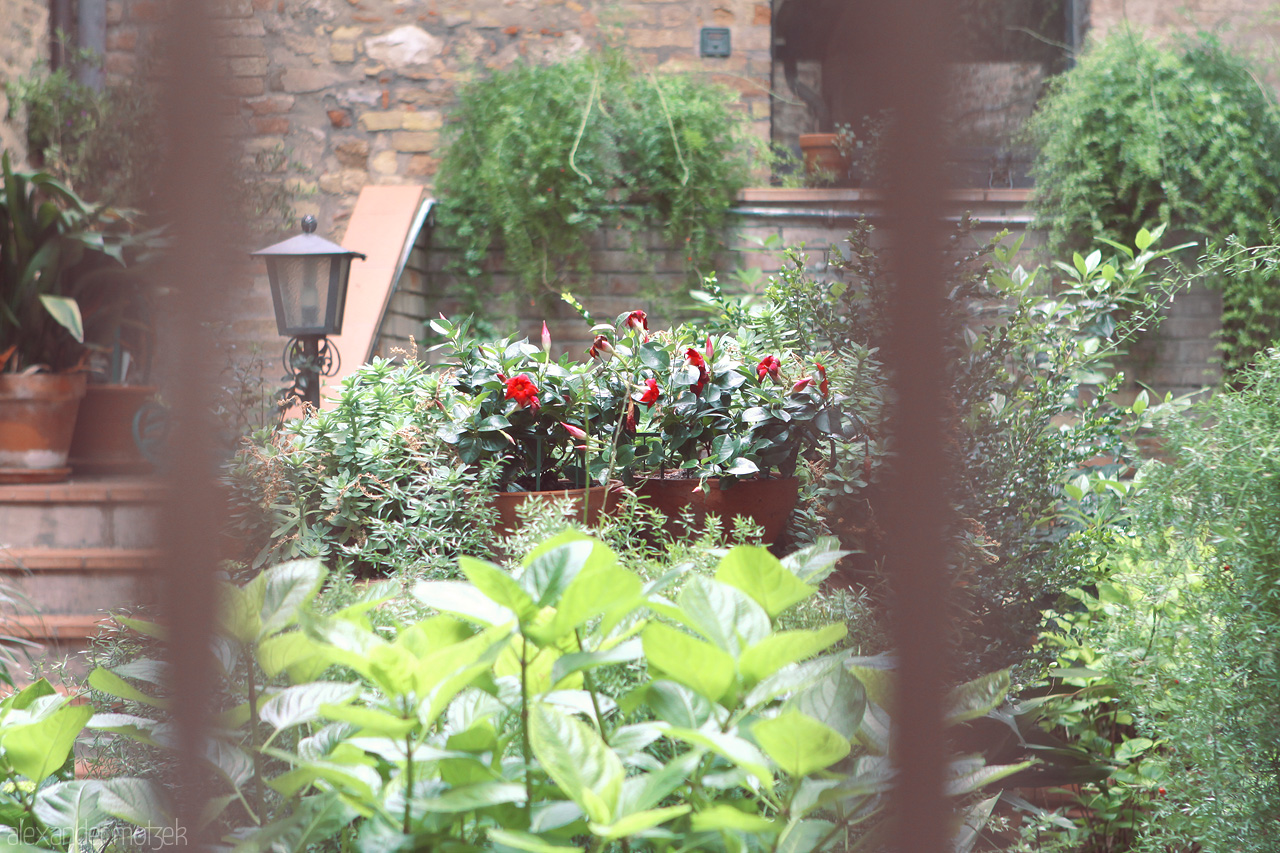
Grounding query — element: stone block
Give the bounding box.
[391,131,440,152]
[403,110,443,131]
[106,27,137,52]
[282,67,344,93]
[129,1,168,22]
[230,57,269,77]
[359,110,408,131]
[334,138,369,167]
[210,0,253,17]
[405,154,440,176]
[333,25,364,40]
[213,17,267,36]
[244,94,295,115]
[330,42,357,63]
[366,25,443,66]
[251,116,290,135]
[103,52,136,76]
[371,150,399,174]
[318,169,369,194]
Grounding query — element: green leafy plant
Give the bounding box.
[224,357,500,572]
[436,51,754,302]
[735,219,1190,676]
[88,533,1027,851]
[1025,28,1280,373]
[0,152,156,374]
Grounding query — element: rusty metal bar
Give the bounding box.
[868,4,956,853]
[154,0,233,842]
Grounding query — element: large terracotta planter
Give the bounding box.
[0,372,88,483]
[635,475,799,544]
[490,481,624,535]
[68,384,158,475]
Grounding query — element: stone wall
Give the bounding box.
[0,0,48,165]
[102,0,772,239]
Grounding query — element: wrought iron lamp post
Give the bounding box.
[251,215,366,409]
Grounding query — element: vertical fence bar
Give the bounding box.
[866,4,956,853]
[154,0,233,841]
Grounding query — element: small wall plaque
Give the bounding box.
[700,27,731,57]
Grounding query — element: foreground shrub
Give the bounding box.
[87,534,1026,851]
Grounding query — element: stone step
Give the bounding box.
[0,477,165,550]
[0,547,164,615]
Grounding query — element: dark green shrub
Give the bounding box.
[1025,29,1280,373]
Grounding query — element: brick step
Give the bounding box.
[0,477,165,550]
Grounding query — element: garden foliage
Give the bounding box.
[1025,28,1280,372]
[85,535,1025,851]
[1036,351,1280,852]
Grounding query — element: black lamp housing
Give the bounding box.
[251,216,366,336]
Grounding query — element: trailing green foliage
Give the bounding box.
[436,52,754,304]
[1025,29,1280,372]
[87,535,1025,851]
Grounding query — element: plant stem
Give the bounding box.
[245,654,264,819]
[403,707,414,835]
[520,637,534,823]
[576,628,610,745]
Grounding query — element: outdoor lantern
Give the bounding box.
[251,215,366,408]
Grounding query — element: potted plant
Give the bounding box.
[67,259,164,475]
[568,302,859,543]
[0,152,146,482]
[428,316,630,532]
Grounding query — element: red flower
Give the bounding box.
[541,321,552,353]
[588,334,614,362]
[638,378,660,408]
[815,361,829,396]
[705,335,714,364]
[504,373,540,411]
[791,377,814,395]
[685,348,708,395]
[625,310,648,333]
[756,355,781,383]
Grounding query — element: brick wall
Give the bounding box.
[0,0,48,165]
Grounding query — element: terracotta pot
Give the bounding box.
[0,372,88,483]
[634,475,799,544]
[798,133,851,180]
[490,481,624,535]
[68,384,158,475]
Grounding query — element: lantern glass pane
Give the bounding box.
[274,256,331,333]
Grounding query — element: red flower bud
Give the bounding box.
[685,348,708,395]
[815,361,829,396]
[561,422,588,440]
[625,310,648,333]
[588,334,615,362]
[541,321,551,353]
[791,377,814,394]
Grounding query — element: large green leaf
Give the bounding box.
[413,580,517,625]
[639,680,712,729]
[715,546,814,618]
[519,537,596,607]
[689,804,780,834]
[260,682,361,732]
[318,703,415,737]
[460,558,538,622]
[657,725,774,791]
[590,804,691,840]
[944,670,1011,726]
[531,563,642,645]
[846,654,896,711]
[551,639,643,687]
[676,575,770,656]
[257,630,329,683]
[88,667,169,709]
[99,778,168,828]
[1,702,93,784]
[739,624,848,687]
[788,664,866,742]
[752,709,851,778]
[641,622,736,704]
[529,703,623,825]
[415,781,527,813]
[259,558,327,639]
[32,780,108,831]
[487,828,582,853]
